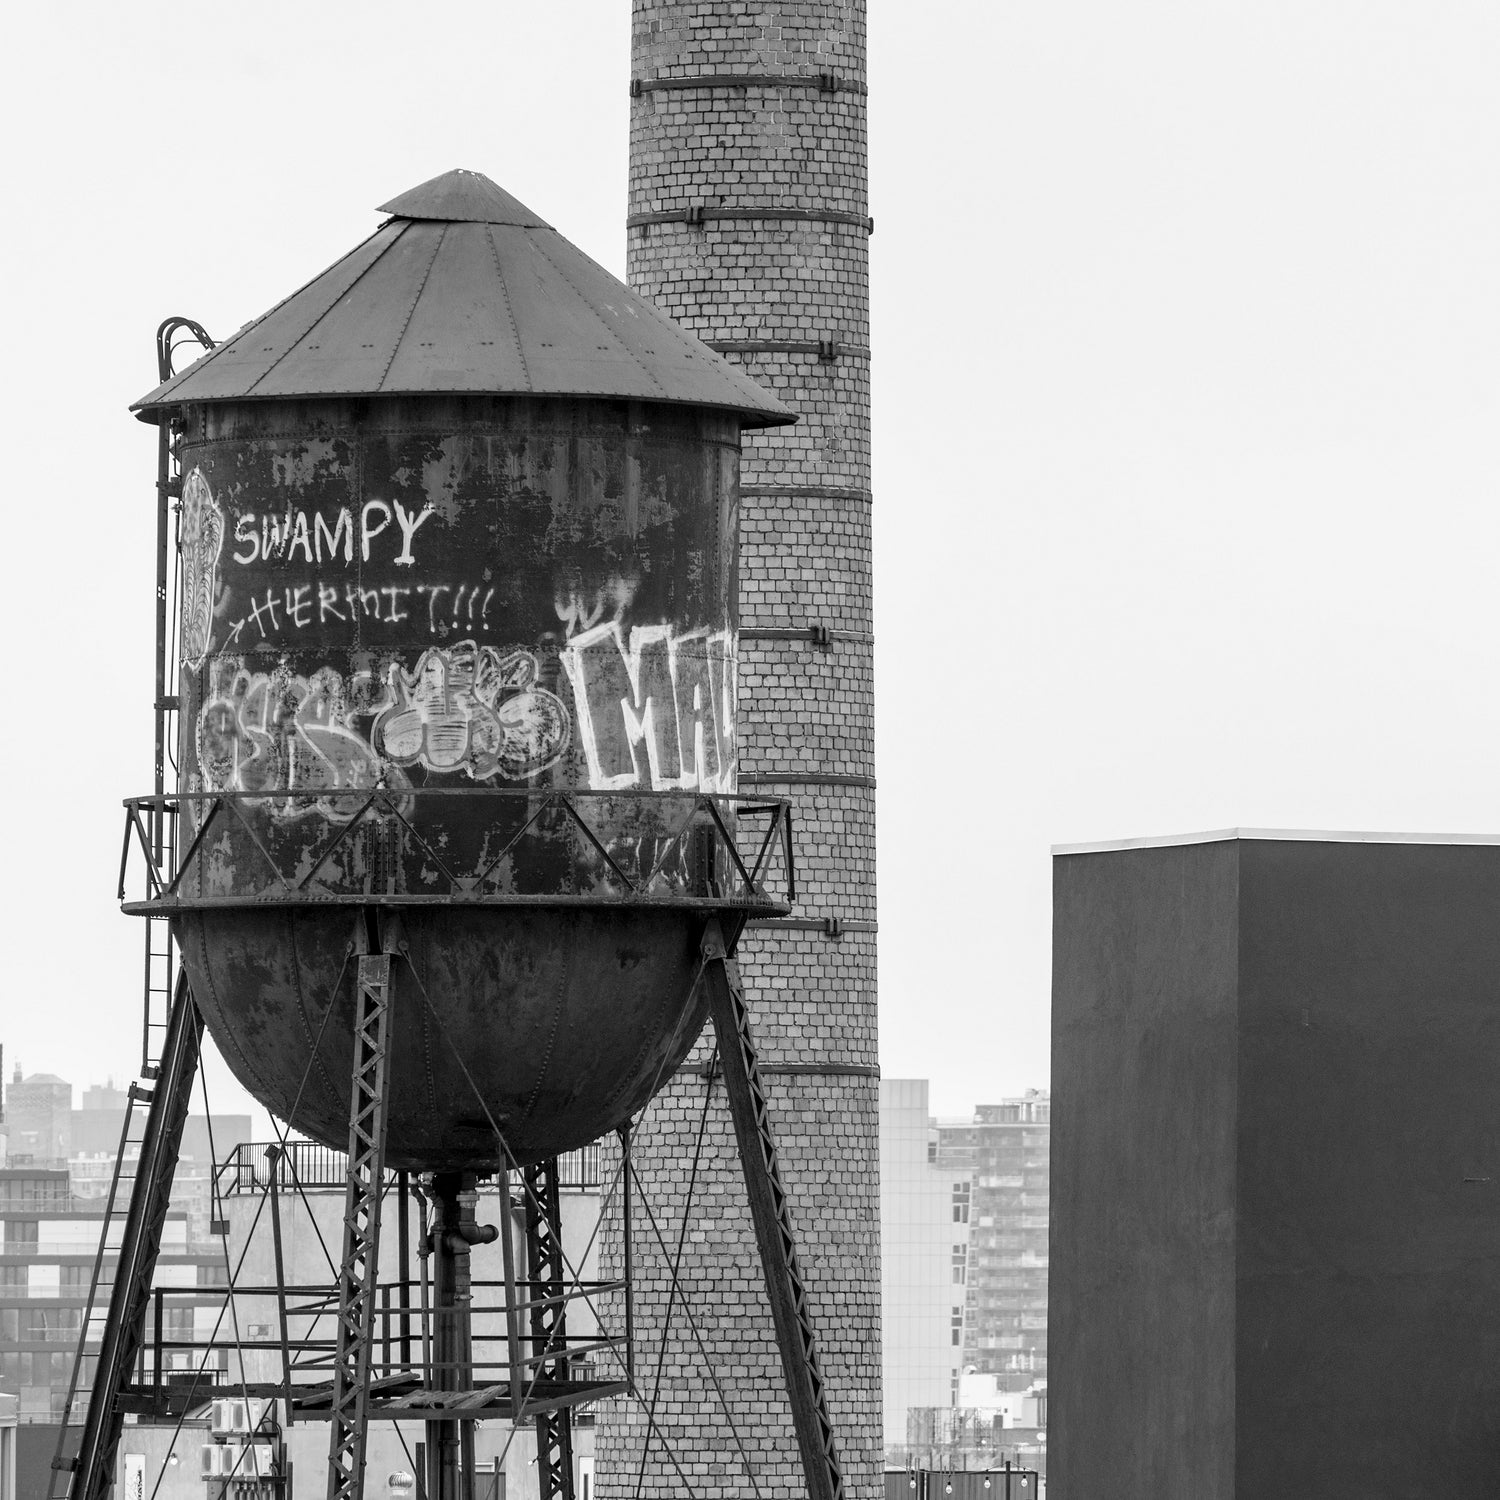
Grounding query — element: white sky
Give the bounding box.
[1,2,1496,1125]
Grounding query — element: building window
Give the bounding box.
[4,1222,38,1250]
[951,1244,967,1285]
[951,1308,964,1347]
[952,1182,970,1224]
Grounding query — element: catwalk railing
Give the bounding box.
[218,1141,604,1196]
[119,788,795,914]
[108,1232,632,1425]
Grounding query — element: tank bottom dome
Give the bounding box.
[173,905,712,1171]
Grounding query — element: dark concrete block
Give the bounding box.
[1050,834,1500,1500]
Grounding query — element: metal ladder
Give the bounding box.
[141,913,175,1077]
[140,317,210,1077]
[56,976,205,1500]
[46,1076,161,1496]
[49,314,210,1496]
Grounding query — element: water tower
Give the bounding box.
[64,170,847,1500]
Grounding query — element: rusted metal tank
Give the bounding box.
[129,170,793,1169]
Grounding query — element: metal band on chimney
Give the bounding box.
[632,72,868,96]
[740,484,874,506]
[748,917,880,935]
[628,207,874,233]
[739,773,876,789]
[708,339,869,361]
[739,627,873,645]
[698,1061,881,1079]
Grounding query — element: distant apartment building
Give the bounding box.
[0,1162,232,1424]
[935,1092,1051,1385]
[880,1080,973,1450]
[0,1066,250,1426]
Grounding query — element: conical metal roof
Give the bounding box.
[133,169,793,427]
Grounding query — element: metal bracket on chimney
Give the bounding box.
[745,916,879,937]
[738,623,861,651]
[706,339,851,362]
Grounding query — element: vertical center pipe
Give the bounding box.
[426,1172,474,1500]
[397,1170,412,1372]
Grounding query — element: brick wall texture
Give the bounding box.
[595,3,879,1497]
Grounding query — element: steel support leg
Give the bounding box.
[68,972,203,1500]
[325,949,395,1500]
[522,1158,575,1500]
[700,917,846,1500]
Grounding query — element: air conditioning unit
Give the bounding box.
[210,1399,248,1435]
[234,1443,276,1480]
[201,1442,276,1480]
[209,1397,271,1436]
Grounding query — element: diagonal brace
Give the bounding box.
[700,917,845,1500]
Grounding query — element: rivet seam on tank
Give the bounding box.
[518,231,669,398]
[241,221,416,399]
[485,225,531,388]
[149,223,396,404]
[377,223,449,389]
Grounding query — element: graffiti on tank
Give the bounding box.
[180,470,224,665]
[373,643,570,780]
[230,500,435,568]
[221,580,497,647]
[196,662,387,814]
[554,578,637,638]
[196,643,569,814]
[561,622,735,792]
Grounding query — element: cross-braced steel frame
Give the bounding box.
[524,1158,576,1500]
[82,921,846,1500]
[326,946,396,1499]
